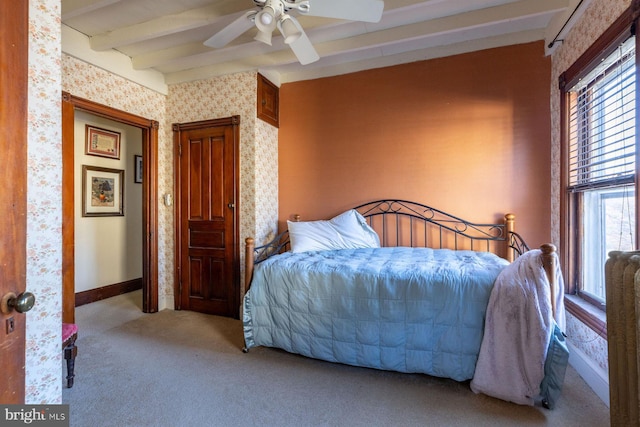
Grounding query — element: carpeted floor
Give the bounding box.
[62,291,610,427]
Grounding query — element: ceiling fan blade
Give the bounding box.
[298,0,384,23]
[287,19,319,65]
[204,10,257,48]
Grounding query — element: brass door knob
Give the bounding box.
[1,291,35,314]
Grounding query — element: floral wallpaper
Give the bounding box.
[61,63,279,307]
[550,0,632,376]
[25,0,63,403]
[54,56,277,403]
[254,118,279,242]
[61,55,172,305]
[27,28,278,399]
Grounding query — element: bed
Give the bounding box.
[242,199,568,407]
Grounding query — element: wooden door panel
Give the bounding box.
[210,138,226,218]
[175,117,239,318]
[189,227,225,248]
[209,260,225,300]
[187,138,205,219]
[0,0,28,403]
[188,258,205,298]
[186,257,227,312]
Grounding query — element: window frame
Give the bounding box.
[559,6,640,338]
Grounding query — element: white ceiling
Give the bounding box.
[61,0,577,87]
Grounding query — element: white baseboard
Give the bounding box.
[567,341,610,407]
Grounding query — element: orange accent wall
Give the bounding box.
[279,41,551,248]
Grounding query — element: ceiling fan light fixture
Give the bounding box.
[260,11,273,26]
[206,0,383,65]
[254,29,273,46]
[279,15,301,45]
[255,6,277,32]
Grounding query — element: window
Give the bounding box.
[561,12,638,316]
[568,37,636,305]
[582,187,635,303]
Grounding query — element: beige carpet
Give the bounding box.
[62,291,609,426]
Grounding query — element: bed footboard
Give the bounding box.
[245,237,254,295]
[244,230,291,294]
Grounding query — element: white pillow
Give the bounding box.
[287,209,380,253]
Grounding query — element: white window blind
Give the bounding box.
[568,36,636,192]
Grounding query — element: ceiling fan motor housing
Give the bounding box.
[254,0,308,14]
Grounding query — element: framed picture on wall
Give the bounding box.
[82,165,124,217]
[85,125,121,159]
[134,155,142,183]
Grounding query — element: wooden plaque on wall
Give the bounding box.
[257,73,279,128]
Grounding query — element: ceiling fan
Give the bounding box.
[203,0,385,65]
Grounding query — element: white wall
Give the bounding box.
[74,111,143,292]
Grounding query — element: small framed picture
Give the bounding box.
[134,155,142,184]
[85,125,121,159]
[82,165,124,217]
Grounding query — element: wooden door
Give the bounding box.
[0,0,28,403]
[174,116,240,318]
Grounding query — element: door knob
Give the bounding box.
[1,291,35,314]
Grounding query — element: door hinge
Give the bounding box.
[178,143,182,157]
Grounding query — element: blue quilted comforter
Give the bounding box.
[243,247,509,381]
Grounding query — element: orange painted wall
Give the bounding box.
[279,41,551,248]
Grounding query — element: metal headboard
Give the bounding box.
[353,199,529,257]
[253,199,529,265]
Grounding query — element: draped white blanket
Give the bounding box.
[470,249,565,405]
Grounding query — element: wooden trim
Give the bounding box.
[562,6,635,88]
[75,279,143,307]
[566,296,608,339]
[61,92,159,321]
[172,115,240,131]
[633,0,640,23]
[64,93,153,128]
[143,120,159,312]
[232,117,241,315]
[172,122,182,310]
[558,1,640,333]
[61,94,76,324]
